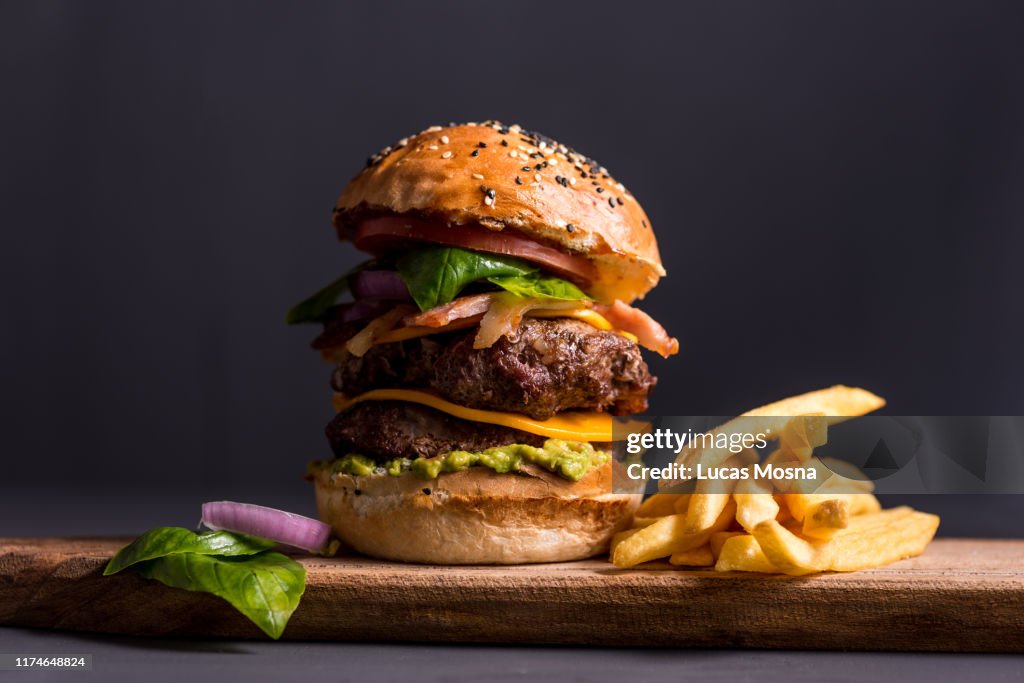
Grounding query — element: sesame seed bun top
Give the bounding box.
[332,121,665,304]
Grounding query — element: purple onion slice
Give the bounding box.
[201,501,331,553]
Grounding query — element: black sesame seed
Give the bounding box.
[522,166,532,172]
[478,142,487,148]
[642,219,648,228]
[609,197,616,208]
[471,149,479,157]
[500,139,509,146]
[422,488,432,495]
[616,197,624,205]
[566,223,575,233]
[535,163,544,171]
[486,188,496,199]
[581,172,588,178]
[515,176,523,185]
[542,161,548,168]
[596,187,604,193]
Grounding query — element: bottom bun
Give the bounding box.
[313,460,641,564]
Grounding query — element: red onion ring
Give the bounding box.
[336,298,396,323]
[201,501,331,553]
[350,270,410,301]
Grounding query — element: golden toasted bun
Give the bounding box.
[333,122,664,304]
[313,459,642,565]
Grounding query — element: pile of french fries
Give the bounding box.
[612,386,940,575]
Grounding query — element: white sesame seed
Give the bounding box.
[472,173,485,180]
[509,124,522,133]
[509,150,518,158]
[426,125,442,132]
[428,145,438,150]
[484,196,494,206]
[440,135,449,144]
[534,173,542,182]
[467,122,478,127]
[548,158,558,166]
[538,141,547,150]
[569,177,577,185]
[518,144,529,152]
[441,151,452,159]
[397,137,409,147]
[615,182,625,191]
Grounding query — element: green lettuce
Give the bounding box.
[487,273,590,302]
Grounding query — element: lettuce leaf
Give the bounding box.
[397,246,535,311]
[487,273,590,301]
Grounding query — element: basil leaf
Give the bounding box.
[286,271,354,324]
[134,552,306,640]
[104,527,275,576]
[287,259,389,324]
[488,273,591,301]
[397,247,535,311]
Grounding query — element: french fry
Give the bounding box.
[613,501,736,568]
[752,507,939,575]
[715,534,779,573]
[779,415,829,460]
[801,498,850,540]
[664,386,885,490]
[631,516,663,528]
[744,385,886,421]
[828,510,940,572]
[817,456,876,493]
[734,465,779,532]
[669,545,715,567]
[774,495,793,523]
[684,457,740,532]
[674,495,692,514]
[847,493,882,516]
[709,531,745,559]
[610,528,641,555]
[636,493,688,518]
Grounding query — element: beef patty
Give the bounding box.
[317,317,655,420]
[326,401,546,461]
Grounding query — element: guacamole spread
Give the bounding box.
[317,439,611,482]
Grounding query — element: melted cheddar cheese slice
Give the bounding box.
[332,388,622,442]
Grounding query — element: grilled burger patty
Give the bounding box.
[317,317,655,420]
[326,401,546,461]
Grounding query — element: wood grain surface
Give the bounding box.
[2,537,1022,652]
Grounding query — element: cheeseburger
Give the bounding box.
[294,122,678,564]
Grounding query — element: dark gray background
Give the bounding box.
[3,0,1023,538]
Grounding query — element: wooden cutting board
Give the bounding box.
[1,537,1022,652]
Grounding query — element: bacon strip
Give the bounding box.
[403,293,498,328]
[595,300,679,357]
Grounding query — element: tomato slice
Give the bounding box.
[352,215,597,286]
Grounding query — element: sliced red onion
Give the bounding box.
[201,501,331,553]
[336,298,395,323]
[350,270,410,301]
